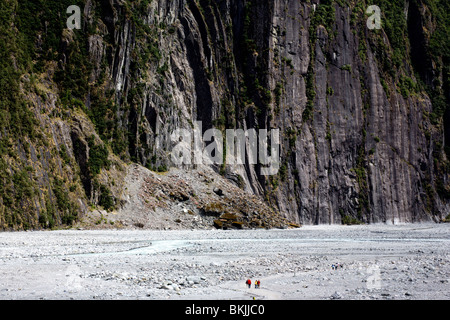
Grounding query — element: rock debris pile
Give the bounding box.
[82,164,299,230]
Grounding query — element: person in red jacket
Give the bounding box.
[246,279,251,288]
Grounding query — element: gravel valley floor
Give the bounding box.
[0,224,449,300]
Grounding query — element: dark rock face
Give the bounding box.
[57,0,450,224]
[99,0,445,225]
[1,0,448,229]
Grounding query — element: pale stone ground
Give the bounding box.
[0,224,449,300]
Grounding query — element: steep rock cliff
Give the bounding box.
[0,0,448,229]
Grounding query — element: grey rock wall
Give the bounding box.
[80,0,448,225]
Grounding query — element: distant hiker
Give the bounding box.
[246,279,251,288]
[257,280,261,288]
[332,263,343,270]
[255,280,258,289]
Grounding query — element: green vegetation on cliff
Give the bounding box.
[0,0,448,229]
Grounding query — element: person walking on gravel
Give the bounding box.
[246,279,251,288]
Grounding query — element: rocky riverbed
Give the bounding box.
[0,224,449,300]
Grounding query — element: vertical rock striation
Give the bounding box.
[0,0,448,229]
